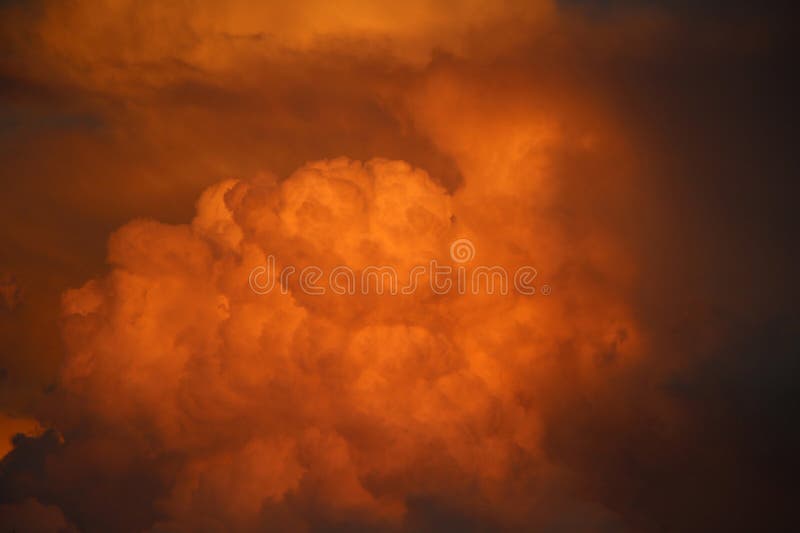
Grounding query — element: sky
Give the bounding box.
[0,1,798,531]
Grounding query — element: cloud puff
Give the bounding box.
[40,152,636,530]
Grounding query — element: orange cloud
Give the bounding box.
[55,130,640,529]
[2,1,794,531]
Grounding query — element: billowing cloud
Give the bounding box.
[47,142,637,530]
[1,0,797,531]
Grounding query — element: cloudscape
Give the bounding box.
[1,1,797,531]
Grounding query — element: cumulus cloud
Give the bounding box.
[45,150,636,530]
[1,0,796,531]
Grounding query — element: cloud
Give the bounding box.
[0,497,77,533]
[1,0,797,531]
[2,146,638,530]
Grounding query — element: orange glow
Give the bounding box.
[1,1,794,531]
